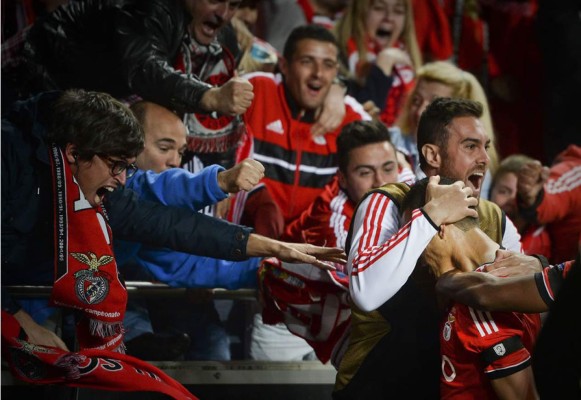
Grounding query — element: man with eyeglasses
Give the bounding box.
[1,89,345,395]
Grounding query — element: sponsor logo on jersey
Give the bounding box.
[266,119,284,134]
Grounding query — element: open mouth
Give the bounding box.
[376,28,392,39]
[96,186,116,198]
[467,172,485,195]
[202,20,222,34]
[306,82,322,96]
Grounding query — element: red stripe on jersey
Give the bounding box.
[359,193,390,253]
[353,209,423,275]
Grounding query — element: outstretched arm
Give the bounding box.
[12,309,69,351]
[436,270,547,313]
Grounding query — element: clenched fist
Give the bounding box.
[217,158,265,193]
[423,175,479,226]
[200,77,254,116]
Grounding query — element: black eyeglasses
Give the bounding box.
[98,155,138,178]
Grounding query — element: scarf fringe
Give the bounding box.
[186,131,242,154]
[54,353,85,380]
[90,318,124,339]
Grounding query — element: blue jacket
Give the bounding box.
[115,165,259,290]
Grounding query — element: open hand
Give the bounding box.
[483,249,543,277]
[14,309,69,351]
[517,160,549,207]
[275,243,347,271]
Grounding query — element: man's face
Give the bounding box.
[186,0,241,45]
[490,171,518,218]
[75,155,136,207]
[338,141,399,203]
[438,116,490,199]
[409,79,454,135]
[366,0,406,50]
[136,105,187,173]
[280,38,339,111]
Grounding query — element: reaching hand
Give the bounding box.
[218,158,265,193]
[423,175,478,226]
[275,242,347,271]
[13,309,69,351]
[483,249,543,277]
[311,83,346,137]
[200,77,254,116]
[246,234,346,271]
[517,160,549,207]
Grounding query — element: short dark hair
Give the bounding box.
[416,97,483,168]
[283,24,338,61]
[49,89,144,160]
[337,120,393,172]
[401,176,478,231]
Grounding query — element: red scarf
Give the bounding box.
[175,38,245,154]
[1,311,197,399]
[258,258,351,366]
[48,145,126,352]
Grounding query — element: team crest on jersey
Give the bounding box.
[443,313,455,341]
[493,343,506,356]
[71,252,114,305]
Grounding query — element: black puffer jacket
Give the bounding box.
[21,0,211,114]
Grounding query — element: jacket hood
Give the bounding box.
[554,144,581,165]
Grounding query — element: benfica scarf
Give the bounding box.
[1,311,197,399]
[258,258,351,367]
[176,37,246,154]
[48,145,126,352]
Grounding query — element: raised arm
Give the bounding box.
[348,178,478,311]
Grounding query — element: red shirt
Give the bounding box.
[440,302,541,399]
[243,73,369,223]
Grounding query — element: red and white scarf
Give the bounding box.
[1,311,197,399]
[258,258,351,367]
[2,145,198,398]
[48,144,127,352]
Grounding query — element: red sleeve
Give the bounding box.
[536,164,581,224]
[457,305,532,379]
[282,184,335,246]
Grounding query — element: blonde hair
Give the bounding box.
[397,61,499,172]
[334,0,422,80]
